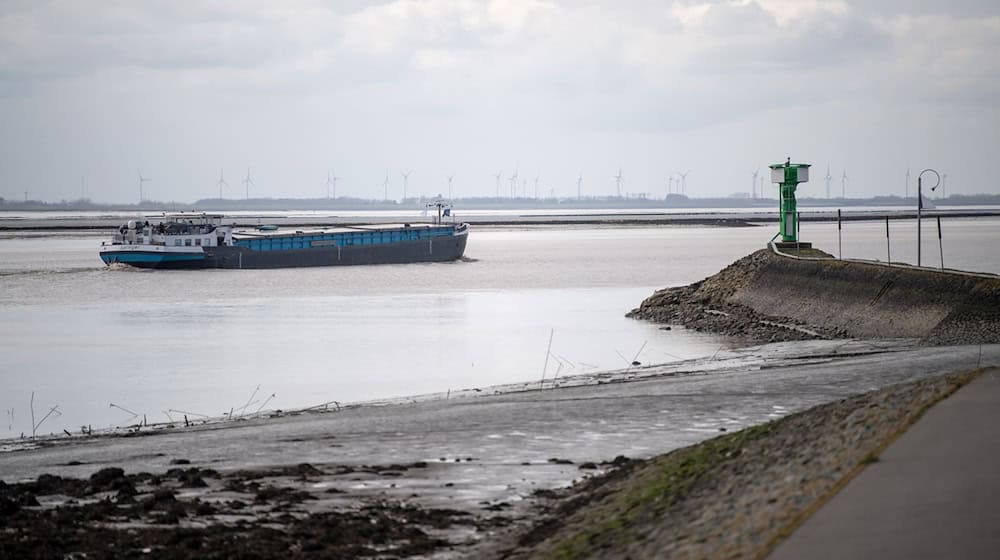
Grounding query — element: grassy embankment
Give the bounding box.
[505,369,982,560]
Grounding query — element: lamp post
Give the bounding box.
[917,168,940,267]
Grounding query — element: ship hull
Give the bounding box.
[99,249,207,269]
[101,231,468,270]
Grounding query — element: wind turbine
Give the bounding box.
[824,164,832,199]
[614,168,623,197]
[509,169,518,199]
[751,168,759,199]
[677,170,690,195]
[383,172,390,201]
[242,168,254,200]
[447,175,454,199]
[577,173,583,200]
[137,169,151,203]
[533,175,539,199]
[668,176,674,195]
[400,170,411,201]
[326,171,339,199]
[493,170,503,198]
[841,170,848,199]
[216,169,228,199]
[905,168,910,199]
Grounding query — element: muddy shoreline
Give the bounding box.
[2,367,986,558]
[3,339,996,558]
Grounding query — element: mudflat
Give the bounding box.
[2,341,996,558]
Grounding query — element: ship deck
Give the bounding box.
[231,222,454,239]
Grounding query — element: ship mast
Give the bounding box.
[426,199,451,225]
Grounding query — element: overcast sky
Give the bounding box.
[1,0,998,203]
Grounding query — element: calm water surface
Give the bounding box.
[2,219,998,436]
[1,226,767,435]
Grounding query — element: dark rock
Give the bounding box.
[89,467,128,493]
[293,463,324,477]
[0,496,20,516]
[151,489,176,503]
[195,501,217,516]
[601,455,633,467]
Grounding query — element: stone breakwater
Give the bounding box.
[628,249,1000,345]
[499,370,980,560]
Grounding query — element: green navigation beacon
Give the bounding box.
[769,158,811,244]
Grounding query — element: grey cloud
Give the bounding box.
[1,1,998,202]
[855,0,1000,18]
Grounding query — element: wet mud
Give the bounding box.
[0,461,530,559]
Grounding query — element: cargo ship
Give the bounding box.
[99,206,469,269]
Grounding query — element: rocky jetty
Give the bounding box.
[629,248,1000,345]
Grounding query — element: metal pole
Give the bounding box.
[796,211,801,251]
[540,329,554,388]
[916,169,941,268]
[937,216,943,269]
[886,216,891,266]
[838,209,842,259]
[917,176,922,267]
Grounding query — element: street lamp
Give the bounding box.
[917,168,940,267]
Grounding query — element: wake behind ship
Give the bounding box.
[99,211,469,269]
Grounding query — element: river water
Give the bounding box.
[2,216,998,436]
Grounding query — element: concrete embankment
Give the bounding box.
[630,248,1000,345]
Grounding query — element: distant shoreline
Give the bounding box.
[2,208,1000,231]
[4,191,1000,212]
